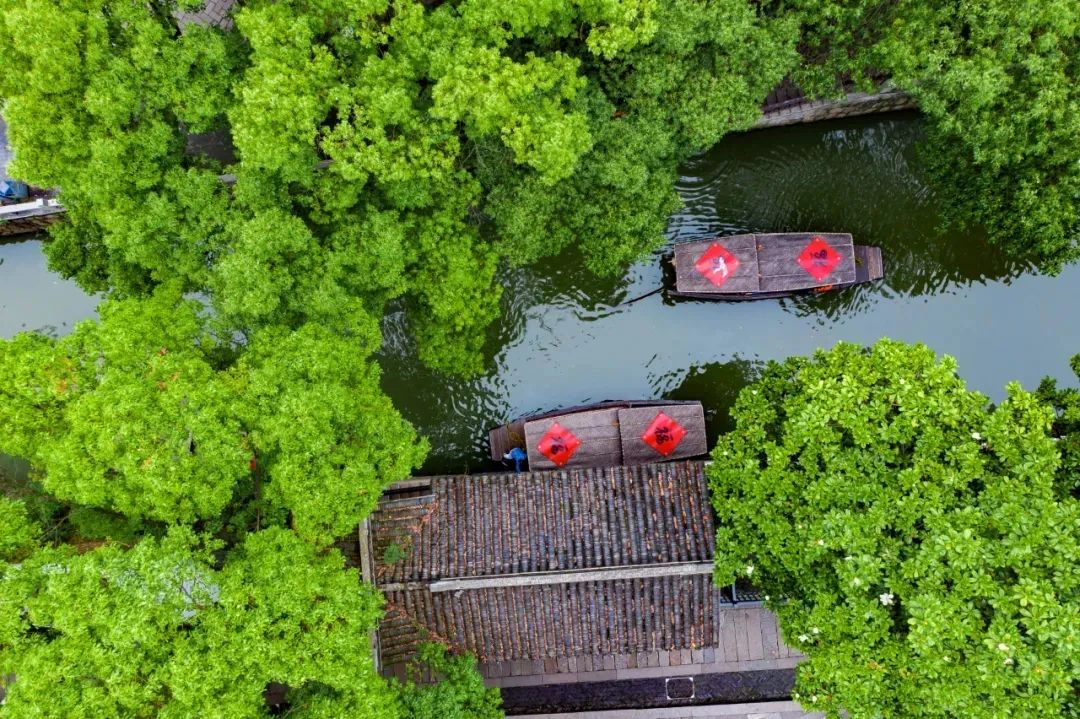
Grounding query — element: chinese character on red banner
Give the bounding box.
[537,422,582,466]
[797,236,841,281]
[641,411,688,456]
[694,242,740,288]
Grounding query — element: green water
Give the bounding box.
[0,237,98,337]
[3,112,1079,475]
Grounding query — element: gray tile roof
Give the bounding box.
[371,462,719,666]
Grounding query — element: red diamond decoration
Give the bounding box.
[797,236,841,282]
[537,422,581,467]
[641,411,688,457]
[694,242,740,288]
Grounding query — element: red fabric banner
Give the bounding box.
[537,422,582,466]
[641,411,688,456]
[797,236,841,281]
[694,242,740,288]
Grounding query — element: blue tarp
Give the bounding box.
[0,115,12,181]
[0,179,28,200]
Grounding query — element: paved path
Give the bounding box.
[175,0,236,30]
[501,667,795,715]
[519,702,820,719]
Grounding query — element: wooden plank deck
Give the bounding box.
[480,604,805,689]
[617,404,708,465]
[854,244,884,282]
[490,400,686,461]
[756,233,855,290]
[524,408,623,470]
[489,418,528,461]
[673,233,863,296]
[495,401,706,470]
[673,235,760,294]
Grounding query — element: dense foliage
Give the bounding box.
[395,643,503,719]
[0,527,397,718]
[0,1,796,704]
[0,0,794,375]
[0,287,456,715]
[0,289,426,546]
[776,0,1080,269]
[0,525,503,718]
[3,0,1080,716]
[1037,353,1080,494]
[709,340,1080,717]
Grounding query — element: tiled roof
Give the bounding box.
[380,575,718,665]
[370,462,718,666]
[372,463,714,584]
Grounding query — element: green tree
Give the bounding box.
[0,0,238,294]
[395,643,503,719]
[0,527,400,719]
[240,322,428,545]
[774,0,1080,269]
[1036,353,1080,494]
[709,341,1080,717]
[1,0,794,376]
[0,288,425,544]
[0,498,39,562]
[0,289,250,524]
[221,0,792,372]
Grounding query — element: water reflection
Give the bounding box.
[3,115,1079,476]
[673,113,1028,311]
[0,237,98,336]
[653,357,762,448]
[381,113,1078,473]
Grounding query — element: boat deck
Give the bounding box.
[489,400,706,469]
[672,233,882,299]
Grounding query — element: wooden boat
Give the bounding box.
[670,232,883,300]
[489,400,707,470]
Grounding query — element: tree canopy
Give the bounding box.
[0,0,796,374]
[394,643,504,719]
[774,0,1080,269]
[0,288,426,546]
[0,524,503,718]
[0,527,397,718]
[709,340,1080,717]
[1036,353,1080,494]
[3,0,1080,716]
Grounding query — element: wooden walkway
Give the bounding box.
[754,87,915,130]
[479,604,803,689]
[522,703,820,719]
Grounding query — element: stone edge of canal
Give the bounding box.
[499,667,795,715]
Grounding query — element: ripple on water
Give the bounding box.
[4,116,1076,477]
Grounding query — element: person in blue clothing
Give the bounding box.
[502,447,527,472]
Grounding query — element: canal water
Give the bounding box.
[3,112,1078,474]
